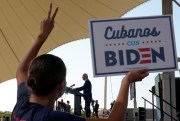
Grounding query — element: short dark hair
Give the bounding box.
[27,54,66,96]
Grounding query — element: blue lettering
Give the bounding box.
[127,29,135,38]
[104,47,165,67]
[119,50,124,65]
[143,28,151,37]
[135,28,143,37]
[151,27,161,36]
[151,47,165,63]
[127,41,139,46]
[126,49,140,65]
[105,51,117,66]
[104,26,113,40]
[104,26,161,40]
[119,26,127,39]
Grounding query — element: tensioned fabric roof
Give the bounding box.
[0,0,147,83]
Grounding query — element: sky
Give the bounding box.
[0,0,180,112]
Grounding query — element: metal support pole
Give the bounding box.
[134,82,137,109]
[152,93,154,121]
[152,86,155,121]
[173,0,180,7]
[144,99,146,109]
[104,76,107,109]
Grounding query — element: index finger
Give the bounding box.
[47,3,52,19]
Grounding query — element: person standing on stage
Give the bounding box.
[75,73,92,118]
[94,100,99,118]
[66,100,71,113]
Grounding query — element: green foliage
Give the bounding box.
[0,111,11,119]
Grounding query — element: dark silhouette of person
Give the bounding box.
[110,100,115,111]
[58,99,66,111]
[80,103,85,113]
[66,100,71,113]
[75,73,92,117]
[91,100,95,116]
[94,100,99,118]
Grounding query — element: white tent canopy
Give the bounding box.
[0,0,147,83]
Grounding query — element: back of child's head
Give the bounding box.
[27,54,66,96]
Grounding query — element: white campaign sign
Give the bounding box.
[89,15,178,77]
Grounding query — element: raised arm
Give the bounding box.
[86,69,149,121]
[16,3,58,85]
[108,69,149,121]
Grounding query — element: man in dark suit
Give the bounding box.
[75,73,92,117]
